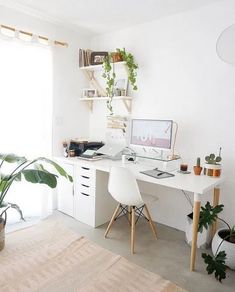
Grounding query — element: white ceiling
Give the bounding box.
[0,0,222,35]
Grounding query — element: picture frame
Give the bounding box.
[90,51,108,65]
[114,78,129,96]
[81,88,97,98]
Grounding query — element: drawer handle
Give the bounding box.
[81,175,89,179]
[81,184,89,188]
[81,167,90,170]
[81,192,89,197]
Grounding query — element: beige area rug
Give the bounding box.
[0,221,186,292]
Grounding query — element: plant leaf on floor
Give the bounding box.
[202,251,227,282]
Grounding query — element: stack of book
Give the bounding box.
[79,49,93,67]
[107,115,128,133]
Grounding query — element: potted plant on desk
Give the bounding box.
[204,148,222,177]
[193,157,203,175]
[0,153,72,251]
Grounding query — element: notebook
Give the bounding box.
[140,169,175,179]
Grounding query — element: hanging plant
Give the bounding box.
[102,48,138,114]
[102,53,116,114]
[116,48,138,90]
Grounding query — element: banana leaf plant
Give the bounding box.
[0,153,72,222]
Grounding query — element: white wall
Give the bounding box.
[0,6,90,156]
[90,0,235,230]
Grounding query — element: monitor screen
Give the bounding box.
[130,119,173,149]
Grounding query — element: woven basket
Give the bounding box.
[0,215,6,251]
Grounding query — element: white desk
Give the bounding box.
[56,157,225,272]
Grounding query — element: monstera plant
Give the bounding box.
[0,153,72,250]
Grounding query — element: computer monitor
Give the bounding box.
[130,119,173,150]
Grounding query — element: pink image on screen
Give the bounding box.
[131,136,170,148]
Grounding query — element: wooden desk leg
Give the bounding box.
[211,187,220,238]
[190,193,201,271]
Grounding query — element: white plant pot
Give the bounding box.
[212,228,235,270]
[185,213,211,248]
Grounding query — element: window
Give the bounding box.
[0,37,53,222]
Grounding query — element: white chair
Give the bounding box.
[104,166,158,254]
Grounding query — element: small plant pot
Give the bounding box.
[185,212,211,248]
[204,164,222,177]
[212,228,235,270]
[0,217,6,251]
[193,166,202,175]
[111,52,123,63]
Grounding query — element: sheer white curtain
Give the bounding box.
[0,36,53,222]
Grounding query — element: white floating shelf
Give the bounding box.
[79,96,132,113]
[79,61,126,71]
[80,96,132,101]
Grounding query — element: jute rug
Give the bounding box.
[0,221,186,292]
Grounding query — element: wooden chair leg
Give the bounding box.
[144,204,157,238]
[128,206,131,224]
[131,206,135,254]
[104,204,120,238]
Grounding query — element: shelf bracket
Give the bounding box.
[122,99,132,113]
[83,70,106,96]
[87,100,93,112]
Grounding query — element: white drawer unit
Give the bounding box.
[74,164,117,228]
[74,165,96,226]
[74,190,96,227]
[55,158,117,228]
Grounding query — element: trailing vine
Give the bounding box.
[102,48,138,114]
[102,53,116,114]
[116,48,138,91]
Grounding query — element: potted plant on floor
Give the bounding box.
[185,201,223,248]
[0,153,72,251]
[199,201,235,282]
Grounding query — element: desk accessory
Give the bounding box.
[193,157,202,175]
[177,170,191,174]
[180,163,188,172]
[140,169,174,179]
[204,148,222,177]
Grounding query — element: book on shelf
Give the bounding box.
[79,49,93,67]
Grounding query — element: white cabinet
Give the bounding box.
[57,162,74,217]
[56,159,117,227]
[74,165,117,227]
[74,166,96,226]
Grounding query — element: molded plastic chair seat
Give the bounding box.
[104,166,158,254]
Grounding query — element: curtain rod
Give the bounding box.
[0,24,68,47]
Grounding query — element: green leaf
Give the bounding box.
[22,169,58,188]
[8,202,25,221]
[0,153,27,164]
[198,201,224,233]
[0,201,8,208]
[202,251,227,282]
[37,158,73,182]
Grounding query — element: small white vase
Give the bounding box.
[212,228,235,270]
[185,213,211,248]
